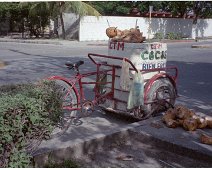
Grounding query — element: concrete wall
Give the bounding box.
[151,18,193,38]
[58,13,79,39]
[192,19,212,38]
[79,16,212,41]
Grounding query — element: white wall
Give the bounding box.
[79,16,147,41]
[79,16,212,41]
[58,13,79,39]
[192,19,212,38]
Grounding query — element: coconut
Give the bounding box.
[106,27,117,38]
[205,116,212,128]
[182,118,198,131]
[200,133,212,145]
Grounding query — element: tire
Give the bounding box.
[54,79,78,114]
[144,78,176,118]
[50,79,78,138]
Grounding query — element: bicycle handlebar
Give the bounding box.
[88,53,138,73]
[75,60,84,68]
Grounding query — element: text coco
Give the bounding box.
[141,50,167,60]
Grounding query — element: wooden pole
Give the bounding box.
[148,6,153,42]
[107,19,110,27]
[135,19,138,28]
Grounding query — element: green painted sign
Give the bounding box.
[141,50,167,60]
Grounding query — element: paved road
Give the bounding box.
[0,40,212,113]
[1,40,212,167]
[0,41,107,84]
[166,42,212,115]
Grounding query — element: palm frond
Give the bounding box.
[29,2,49,17]
[81,2,101,16]
[18,2,30,8]
[63,1,101,17]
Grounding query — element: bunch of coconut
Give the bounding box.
[162,105,212,144]
[106,26,146,43]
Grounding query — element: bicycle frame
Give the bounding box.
[48,67,115,111]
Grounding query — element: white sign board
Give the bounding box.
[108,41,167,71]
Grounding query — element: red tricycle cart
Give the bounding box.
[48,41,178,120]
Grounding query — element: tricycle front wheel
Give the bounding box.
[140,78,176,119]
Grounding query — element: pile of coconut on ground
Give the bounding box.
[162,105,212,145]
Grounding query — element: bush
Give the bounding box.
[166,32,175,40]
[0,80,63,168]
[154,32,163,40]
[166,32,182,40]
[44,159,80,168]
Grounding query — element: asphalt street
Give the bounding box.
[0,40,212,114]
[1,40,212,167]
[166,42,212,114]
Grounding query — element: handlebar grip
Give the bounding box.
[75,60,84,67]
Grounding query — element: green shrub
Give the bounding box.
[175,33,182,40]
[0,80,63,168]
[166,32,182,40]
[154,32,163,40]
[166,32,175,40]
[44,159,80,168]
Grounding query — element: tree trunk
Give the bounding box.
[193,14,198,25]
[59,3,66,40]
[60,12,65,39]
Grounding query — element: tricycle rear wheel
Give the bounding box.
[50,79,78,138]
[54,79,78,116]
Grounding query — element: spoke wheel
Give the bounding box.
[143,78,176,119]
[50,79,78,138]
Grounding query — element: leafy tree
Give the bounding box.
[19,2,50,37]
[164,1,212,24]
[52,1,101,39]
[24,1,101,39]
[191,1,212,24]
[89,1,132,16]
[90,1,212,24]
[135,1,169,13]
[0,2,28,33]
[89,1,170,15]
[2,1,212,37]
[165,1,193,17]
[1,1,100,39]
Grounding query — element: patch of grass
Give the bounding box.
[44,160,80,168]
[154,32,163,40]
[0,80,63,168]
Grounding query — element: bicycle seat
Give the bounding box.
[65,60,84,70]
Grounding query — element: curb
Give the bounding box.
[191,44,212,48]
[33,120,146,167]
[130,128,212,162]
[0,38,62,45]
[161,39,195,43]
[0,38,198,46]
[32,117,212,167]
